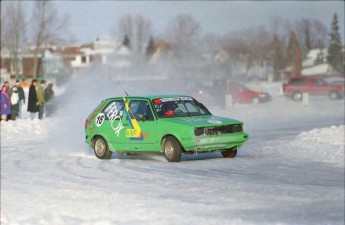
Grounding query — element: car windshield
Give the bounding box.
[152,97,211,118]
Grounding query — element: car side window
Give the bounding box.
[313,79,325,85]
[102,100,125,120]
[290,79,307,86]
[129,100,154,121]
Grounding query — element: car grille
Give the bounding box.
[194,124,243,136]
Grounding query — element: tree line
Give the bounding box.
[1,1,344,80]
[1,1,70,79]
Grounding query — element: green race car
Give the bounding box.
[85,95,249,162]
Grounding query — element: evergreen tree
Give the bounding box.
[122,34,131,49]
[146,36,155,58]
[327,13,343,73]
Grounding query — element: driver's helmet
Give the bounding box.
[164,103,175,116]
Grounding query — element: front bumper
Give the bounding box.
[182,132,249,152]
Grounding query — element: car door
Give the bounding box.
[311,78,328,95]
[229,82,247,103]
[97,100,128,150]
[122,98,157,151]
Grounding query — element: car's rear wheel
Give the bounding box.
[164,136,182,162]
[93,136,112,159]
[292,92,302,101]
[328,91,339,100]
[221,148,237,158]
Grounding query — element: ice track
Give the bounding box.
[1,81,344,224]
[1,118,344,225]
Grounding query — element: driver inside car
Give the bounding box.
[164,104,175,116]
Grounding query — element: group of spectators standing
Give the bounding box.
[0,79,55,121]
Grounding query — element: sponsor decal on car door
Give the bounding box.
[123,98,156,149]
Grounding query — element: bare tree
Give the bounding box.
[135,15,151,54]
[223,26,273,80]
[269,34,285,79]
[202,33,222,53]
[117,14,133,46]
[166,14,201,50]
[115,14,152,54]
[1,1,27,79]
[294,19,328,49]
[30,0,69,78]
[287,30,302,76]
[0,3,5,50]
[223,32,252,79]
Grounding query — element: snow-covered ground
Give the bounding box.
[1,70,344,225]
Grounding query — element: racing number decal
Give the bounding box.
[95,113,105,127]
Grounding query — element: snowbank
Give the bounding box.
[280,126,344,167]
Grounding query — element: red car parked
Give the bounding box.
[283,76,344,100]
[228,81,271,104]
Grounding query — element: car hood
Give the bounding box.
[162,115,242,127]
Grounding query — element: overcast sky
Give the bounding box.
[24,1,345,44]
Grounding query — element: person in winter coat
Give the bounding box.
[3,81,11,120]
[10,81,20,120]
[1,85,12,121]
[44,82,55,117]
[27,79,39,120]
[37,79,46,119]
[17,79,26,119]
[3,81,11,96]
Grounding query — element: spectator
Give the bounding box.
[1,85,11,121]
[28,79,39,120]
[44,82,55,117]
[37,79,46,119]
[3,81,12,120]
[3,81,11,95]
[17,79,26,119]
[10,80,20,120]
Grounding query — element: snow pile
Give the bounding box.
[282,125,344,167]
[1,119,51,140]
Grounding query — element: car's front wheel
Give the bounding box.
[164,136,182,162]
[93,136,112,159]
[221,148,237,158]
